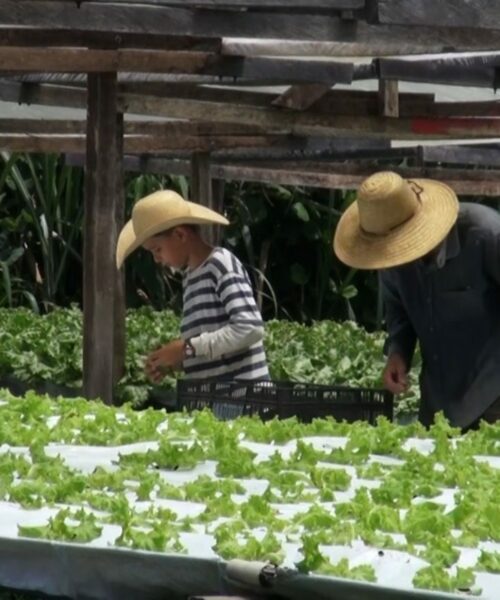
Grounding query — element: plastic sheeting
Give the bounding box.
[0,538,494,600]
[0,537,225,600]
[0,435,498,599]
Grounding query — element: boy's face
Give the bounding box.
[142,228,189,269]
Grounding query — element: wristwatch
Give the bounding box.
[184,339,196,359]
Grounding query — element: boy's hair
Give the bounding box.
[155,224,201,237]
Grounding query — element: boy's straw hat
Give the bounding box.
[116,190,229,268]
[333,171,459,269]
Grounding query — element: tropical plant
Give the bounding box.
[1,153,381,326]
[224,181,382,325]
[0,152,84,310]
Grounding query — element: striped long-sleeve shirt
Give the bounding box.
[181,247,270,380]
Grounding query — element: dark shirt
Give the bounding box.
[381,203,500,427]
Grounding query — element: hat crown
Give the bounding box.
[357,172,420,235]
[132,190,190,235]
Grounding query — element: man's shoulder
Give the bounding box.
[458,202,500,235]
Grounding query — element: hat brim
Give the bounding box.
[116,201,229,268]
[333,179,459,270]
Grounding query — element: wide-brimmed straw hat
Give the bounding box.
[333,171,459,270]
[116,190,229,268]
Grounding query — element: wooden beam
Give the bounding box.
[4,1,500,50]
[114,112,126,387]
[214,139,393,160]
[216,56,353,85]
[65,142,500,167]
[0,48,353,85]
[400,100,500,118]
[2,24,476,58]
[210,162,500,196]
[191,152,211,209]
[422,145,500,167]
[202,143,500,164]
[378,0,500,31]
[119,82,277,106]
[0,134,292,153]
[221,37,500,57]
[212,177,226,242]
[251,160,500,178]
[4,78,435,116]
[0,48,214,74]
[66,136,392,163]
[255,92,499,120]
[191,151,222,245]
[0,0,364,41]
[83,72,121,406]
[0,80,87,109]
[378,79,399,118]
[13,76,469,123]
[4,80,500,141]
[66,152,192,176]
[272,84,332,111]
[0,119,87,134]
[272,88,433,116]
[126,121,269,136]
[66,153,500,195]
[0,119,270,136]
[11,75,280,100]
[189,595,260,600]
[121,93,500,139]
[13,72,233,86]
[378,56,499,88]
[0,28,221,51]
[0,138,85,152]
[73,0,366,8]
[140,136,393,161]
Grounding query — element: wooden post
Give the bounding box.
[114,112,126,387]
[211,178,226,246]
[191,151,223,246]
[83,72,121,405]
[378,78,399,117]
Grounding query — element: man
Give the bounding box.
[116,190,269,383]
[333,171,500,428]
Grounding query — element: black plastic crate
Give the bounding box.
[176,379,393,424]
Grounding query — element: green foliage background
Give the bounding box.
[0,307,420,414]
[0,153,381,328]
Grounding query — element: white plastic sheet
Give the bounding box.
[0,433,498,599]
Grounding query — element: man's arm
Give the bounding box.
[485,232,500,286]
[190,271,264,360]
[381,271,417,367]
[380,272,417,394]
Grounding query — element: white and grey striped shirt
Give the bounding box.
[181,247,269,380]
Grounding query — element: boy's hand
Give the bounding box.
[383,353,409,394]
[145,339,185,383]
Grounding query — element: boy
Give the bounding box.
[116,189,269,383]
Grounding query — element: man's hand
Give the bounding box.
[145,339,184,383]
[383,353,409,394]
